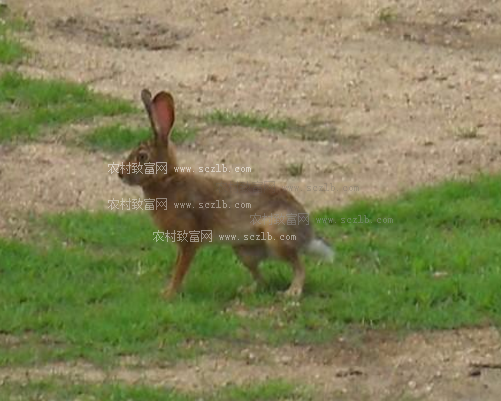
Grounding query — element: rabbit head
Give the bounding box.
[118,89,178,186]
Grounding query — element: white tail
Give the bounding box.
[305,237,335,263]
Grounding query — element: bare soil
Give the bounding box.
[2,0,501,399]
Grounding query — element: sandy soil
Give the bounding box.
[2,0,501,399]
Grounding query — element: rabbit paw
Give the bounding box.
[281,286,303,298]
[162,287,178,301]
[237,282,259,296]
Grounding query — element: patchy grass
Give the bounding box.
[83,123,197,152]
[203,110,338,141]
[0,381,190,401]
[0,8,32,31]
[377,7,398,24]
[0,379,308,401]
[218,380,310,401]
[0,71,135,142]
[2,174,501,367]
[0,8,30,64]
[455,125,480,140]
[205,110,293,132]
[0,31,28,64]
[284,162,304,177]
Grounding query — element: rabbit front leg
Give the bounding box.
[163,243,198,299]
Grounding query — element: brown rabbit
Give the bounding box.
[118,89,334,299]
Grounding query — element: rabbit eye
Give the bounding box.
[137,152,149,163]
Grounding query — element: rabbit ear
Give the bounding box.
[141,89,157,136]
[140,89,175,143]
[151,91,175,144]
[141,88,153,106]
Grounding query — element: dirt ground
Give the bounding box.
[1,328,501,400]
[2,0,501,399]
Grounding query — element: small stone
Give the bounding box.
[206,74,218,82]
[277,355,292,365]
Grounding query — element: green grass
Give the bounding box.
[0,379,306,401]
[203,109,338,141]
[0,71,135,142]
[0,8,30,64]
[2,173,501,367]
[0,381,190,401]
[0,34,27,64]
[83,123,197,152]
[205,110,293,132]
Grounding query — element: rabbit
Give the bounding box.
[118,89,334,299]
